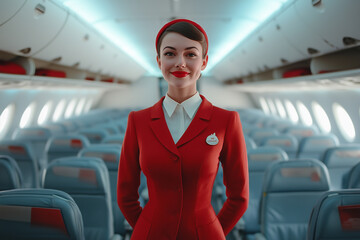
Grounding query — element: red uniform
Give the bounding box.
[117,95,249,239]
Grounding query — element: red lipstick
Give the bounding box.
[171,71,189,78]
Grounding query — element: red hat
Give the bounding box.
[155,19,209,56]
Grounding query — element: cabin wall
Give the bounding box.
[97,76,161,109]
[200,77,255,109]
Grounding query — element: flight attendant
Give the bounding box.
[117,19,249,240]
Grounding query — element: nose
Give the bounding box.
[175,55,186,68]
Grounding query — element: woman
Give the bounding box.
[117,19,249,240]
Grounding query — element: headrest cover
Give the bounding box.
[263,159,330,192]
[323,146,360,168]
[155,19,208,56]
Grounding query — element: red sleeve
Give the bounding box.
[117,111,142,228]
[217,111,249,235]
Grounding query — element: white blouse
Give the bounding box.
[162,92,202,144]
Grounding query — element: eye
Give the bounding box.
[164,52,175,57]
[187,53,197,57]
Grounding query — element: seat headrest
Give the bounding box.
[322,145,360,168]
[79,145,120,170]
[299,134,339,152]
[262,134,299,150]
[263,159,330,193]
[0,141,36,161]
[46,135,90,152]
[284,126,319,138]
[78,129,109,143]
[0,155,22,190]
[12,127,52,141]
[0,188,84,240]
[248,147,288,171]
[43,157,109,195]
[102,134,125,144]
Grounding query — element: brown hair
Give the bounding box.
[156,21,208,59]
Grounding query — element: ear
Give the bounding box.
[201,55,208,71]
[156,55,161,69]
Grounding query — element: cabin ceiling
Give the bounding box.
[55,0,290,77]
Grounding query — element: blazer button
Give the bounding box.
[171,155,178,161]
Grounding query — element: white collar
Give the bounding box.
[163,92,202,118]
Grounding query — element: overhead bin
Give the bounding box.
[295,0,360,50]
[0,0,26,26]
[0,0,67,56]
[275,3,336,57]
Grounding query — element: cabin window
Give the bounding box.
[333,103,355,142]
[65,99,78,119]
[0,104,16,140]
[75,98,86,116]
[84,99,94,113]
[38,101,53,125]
[275,99,287,119]
[267,98,278,116]
[259,97,270,114]
[285,100,299,123]
[297,101,313,126]
[53,99,67,122]
[20,102,37,128]
[312,102,331,133]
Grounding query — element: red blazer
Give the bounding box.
[117,95,249,240]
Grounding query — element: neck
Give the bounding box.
[167,87,197,103]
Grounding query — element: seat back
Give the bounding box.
[243,147,288,234]
[78,145,125,235]
[322,145,360,189]
[297,134,339,160]
[348,162,360,189]
[262,134,299,159]
[307,190,360,240]
[12,127,53,169]
[260,159,330,240]
[0,188,84,240]
[249,128,279,146]
[0,140,39,188]
[102,134,125,145]
[43,156,114,240]
[45,134,89,163]
[78,128,109,144]
[0,155,22,190]
[244,135,257,150]
[284,125,319,142]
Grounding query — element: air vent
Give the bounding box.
[19,48,31,54]
[35,4,46,16]
[308,48,319,55]
[343,37,360,46]
[312,0,321,6]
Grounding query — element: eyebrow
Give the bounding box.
[163,46,199,51]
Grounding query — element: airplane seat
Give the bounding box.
[78,145,126,236]
[0,140,39,188]
[256,159,330,240]
[283,125,319,143]
[78,128,109,144]
[297,134,339,160]
[307,189,360,240]
[43,156,120,240]
[249,128,280,146]
[0,188,85,240]
[261,134,299,159]
[240,147,288,236]
[347,162,360,189]
[12,126,53,170]
[102,134,125,145]
[44,122,68,134]
[322,145,360,190]
[0,155,22,190]
[244,135,257,150]
[94,124,120,135]
[45,134,90,164]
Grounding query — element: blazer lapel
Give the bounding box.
[150,97,180,157]
[176,95,213,148]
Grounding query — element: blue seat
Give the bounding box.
[322,145,360,189]
[0,155,22,190]
[0,140,39,188]
[102,134,125,145]
[0,188,85,240]
[348,162,360,189]
[242,147,288,235]
[78,145,125,236]
[261,134,299,159]
[244,135,257,150]
[78,128,109,144]
[257,159,330,240]
[45,134,90,163]
[284,125,319,142]
[249,128,279,146]
[12,127,53,169]
[307,189,360,240]
[43,156,119,240]
[297,134,339,160]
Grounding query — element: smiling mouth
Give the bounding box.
[171,71,189,78]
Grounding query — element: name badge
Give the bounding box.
[206,133,219,146]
